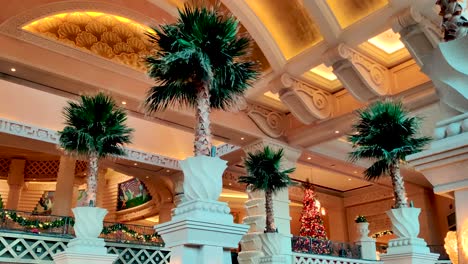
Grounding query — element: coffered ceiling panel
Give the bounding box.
[326,0,388,29]
[246,0,322,59]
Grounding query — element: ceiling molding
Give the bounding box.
[245,103,288,139]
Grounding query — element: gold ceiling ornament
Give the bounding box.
[22,12,156,71]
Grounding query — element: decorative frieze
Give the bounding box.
[272,74,333,125]
[0,117,239,171]
[245,103,288,138]
[323,44,391,102]
[433,113,468,140]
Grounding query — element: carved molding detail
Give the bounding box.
[0,117,239,171]
[392,8,441,67]
[323,44,391,102]
[275,74,333,125]
[245,103,288,138]
[433,113,468,140]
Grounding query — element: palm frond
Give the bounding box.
[144,2,259,113]
[58,93,134,158]
[238,146,296,194]
[348,99,431,180]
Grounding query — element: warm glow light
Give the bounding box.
[145,216,159,223]
[321,207,326,215]
[10,68,16,72]
[133,163,138,166]
[310,64,337,81]
[264,91,281,101]
[121,101,127,105]
[307,157,312,160]
[335,130,340,134]
[219,193,249,199]
[368,29,405,54]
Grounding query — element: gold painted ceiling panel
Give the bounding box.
[327,0,388,29]
[23,12,155,71]
[246,0,322,59]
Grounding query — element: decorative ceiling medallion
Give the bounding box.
[22,12,156,71]
[367,29,405,54]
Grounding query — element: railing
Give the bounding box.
[293,252,381,264]
[0,209,164,246]
[292,236,362,259]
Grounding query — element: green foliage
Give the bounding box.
[144,2,259,112]
[2,210,74,229]
[348,100,431,180]
[238,146,296,193]
[58,93,134,158]
[354,215,367,223]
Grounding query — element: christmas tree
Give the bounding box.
[293,181,330,254]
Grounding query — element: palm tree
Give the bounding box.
[58,93,133,207]
[144,3,258,156]
[238,147,295,233]
[348,100,431,208]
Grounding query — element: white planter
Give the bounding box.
[240,234,263,251]
[179,156,227,201]
[259,233,282,256]
[72,207,107,239]
[245,199,265,216]
[244,215,266,233]
[386,207,421,238]
[356,222,370,240]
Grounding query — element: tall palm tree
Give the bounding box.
[144,3,258,156]
[348,100,431,208]
[58,93,133,207]
[238,147,295,233]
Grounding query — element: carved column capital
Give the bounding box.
[272,74,334,125]
[245,103,288,139]
[323,44,391,102]
[243,139,301,169]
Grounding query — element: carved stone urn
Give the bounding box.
[356,222,371,241]
[67,207,108,255]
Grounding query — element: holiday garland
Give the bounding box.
[0,210,162,243]
[372,230,393,238]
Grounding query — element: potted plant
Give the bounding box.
[355,215,370,240]
[144,3,258,203]
[58,93,133,243]
[348,100,430,240]
[238,146,296,256]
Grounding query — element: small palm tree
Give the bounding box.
[144,3,258,156]
[58,93,134,207]
[348,100,431,208]
[238,147,296,233]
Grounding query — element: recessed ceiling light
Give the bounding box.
[228,182,232,186]
[307,157,311,160]
[335,130,340,134]
[145,176,149,179]
[353,171,358,174]
[240,137,245,140]
[133,163,138,166]
[32,178,36,180]
[121,101,127,105]
[10,68,16,72]
[166,169,170,173]
[348,178,352,181]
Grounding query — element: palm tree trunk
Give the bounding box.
[390,162,408,208]
[194,83,212,156]
[265,189,276,233]
[85,153,99,207]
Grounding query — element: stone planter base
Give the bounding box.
[380,252,440,264]
[53,252,117,264]
[259,255,287,264]
[238,251,264,264]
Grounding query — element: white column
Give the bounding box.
[454,188,468,263]
[52,156,76,216]
[6,159,25,210]
[241,139,301,264]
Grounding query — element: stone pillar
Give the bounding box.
[355,222,377,260]
[52,156,76,216]
[454,189,468,263]
[6,159,25,210]
[240,139,301,264]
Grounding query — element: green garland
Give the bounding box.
[1,210,161,244]
[372,230,393,238]
[102,223,162,243]
[2,211,74,230]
